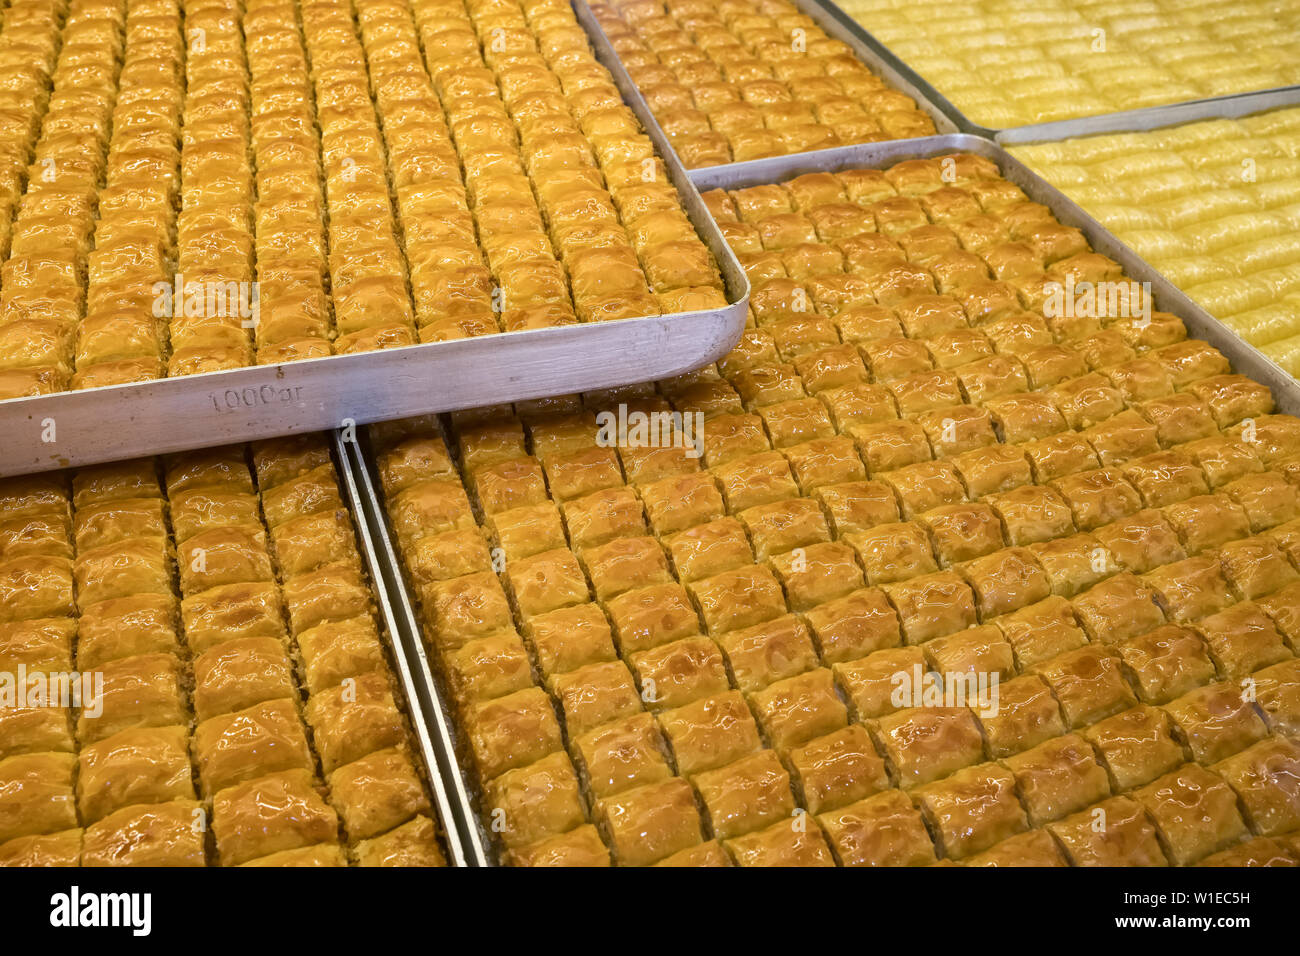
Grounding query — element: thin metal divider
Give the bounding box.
[333,427,490,867]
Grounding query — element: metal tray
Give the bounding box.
[345,136,1300,868]
[574,0,958,175]
[692,132,1300,415]
[340,427,494,866]
[805,0,1300,146]
[0,29,751,479]
[333,429,480,867]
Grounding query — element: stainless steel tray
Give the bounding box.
[806,0,1300,146]
[333,429,479,867]
[691,132,1300,415]
[574,0,958,174]
[340,427,494,866]
[344,136,1300,869]
[0,23,751,479]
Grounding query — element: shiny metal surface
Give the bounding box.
[342,427,494,867]
[334,429,479,867]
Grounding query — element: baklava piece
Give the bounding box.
[653,840,733,868]
[1133,764,1248,865]
[212,770,339,867]
[193,699,315,798]
[595,777,704,867]
[508,825,611,868]
[976,674,1066,758]
[573,713,674,799]
[962,829,1069,867]
[483,751,587,851]
[1035,646,1137,730]
[882,570,979,644]
[1217,536,1299,601]
[726,818,837,867]
[871,706,985,789]
[328,746,432,844]
[1196,603,1291,680]
[819,790,937,867]
[1143,555,1233,625]
[466,688,565,781]
[913,763,1029,860]
[1082,705,1185,792]
[959,547,1051,619]
[549,661,644,736]
[844,521,937,586]
[1164,682,1269,766]
[656,691,763,776]
[1117,626,1218,705]
[1254,659,1300,736]
[788,724,890,815]
[1071,573,1166,646]
[991,597,1089,670]
[304,671,406,775]
[748,668,849,753]
[81,800,207,867]
[76,727,194,826]
[1048,796,1168,867]
[1198,837,1298,868]
[629,637,729,711]
[1212,737,1300,836]
[694,750,796,841]
[1003,733,1111,827]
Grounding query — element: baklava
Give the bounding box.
[587,0,935,168]
[0,435,447,866]
[370,153,1300,867]
[0,0,719,402]
[1013,108,1300,376]
[840,0,1300,128]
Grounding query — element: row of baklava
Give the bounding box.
[1010,108,1300,374]
[0,0,722,401]
[838,0,1300,128]
[372,155,1300,865]
[403,0,636,331]
[590,0,935,168]
[356,0,487,341]
[170,0,257,376]
[304,0,422,353]
[75,0,183,389]
[0,440,445,865]
[0,0,124,396]
[0,0,65,266]
[244,0,334,363]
